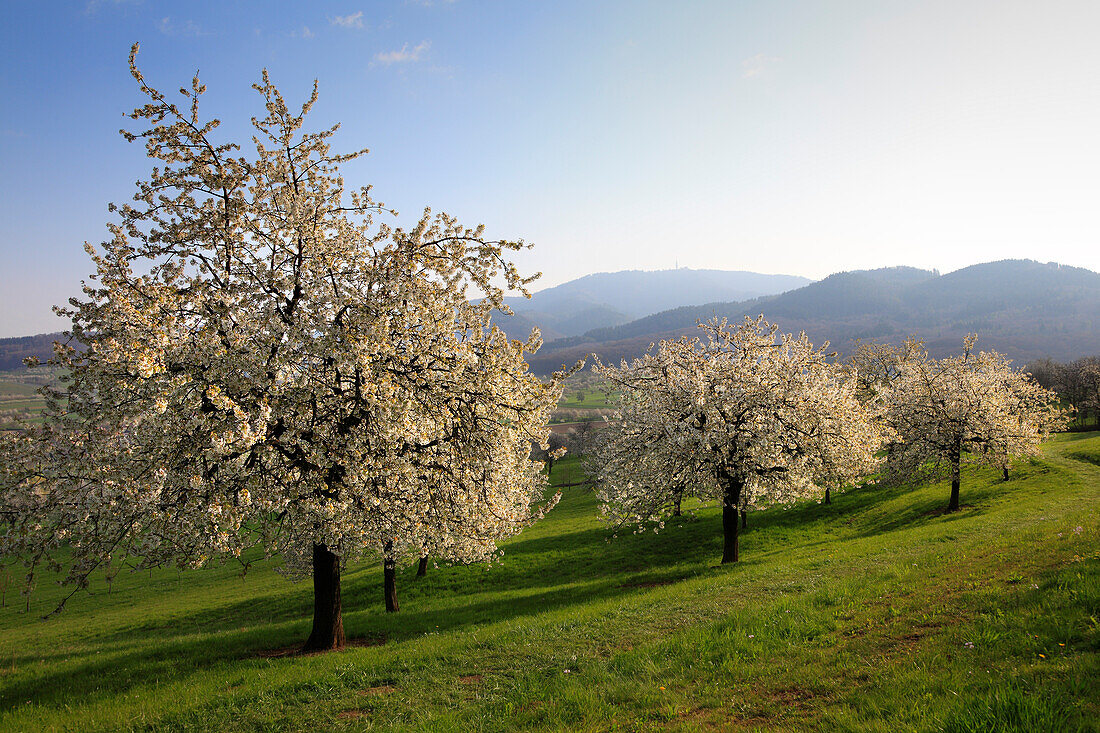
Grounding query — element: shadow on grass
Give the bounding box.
[0,558,708,712]
[0,501,719,712]
[1055,430,1100,443]
[1066,450,1100,467]
[5,452,1069,716]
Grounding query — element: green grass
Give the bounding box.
[0,379,42,398]
[557,391,615,409]
[0,400,46,411]
[0,436,1098,731]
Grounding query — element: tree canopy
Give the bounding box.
[0,45,567,650]
[883,336,1067,510]
[593,317,883,563]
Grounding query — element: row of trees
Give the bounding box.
[590,321,1066,564]
[0,49,574,651]
[531,422,600,478]
[0,52,1076,653]
[1025,356,1100,428]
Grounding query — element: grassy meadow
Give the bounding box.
[0,435,1097,731]
[557,391,614,410]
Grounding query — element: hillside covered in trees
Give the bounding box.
[528,260,1100,374]
[6,260,1100,377]
[0,333,76,371]
[491,268,812,341]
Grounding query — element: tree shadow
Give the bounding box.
[1,453,1063,716]
[1057,430,1100,443]
[0,501,722,713]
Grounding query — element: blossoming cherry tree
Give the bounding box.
[0,46,567,651]
[594,317,883,564]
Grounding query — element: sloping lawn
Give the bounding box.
[0,435,1097,731]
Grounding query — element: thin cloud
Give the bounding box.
[157,17,207,37]
[291,26,316,39]
[371,40,431,67]
[741,53,779,79]
[331,11,365,28]
[85,0,140,14]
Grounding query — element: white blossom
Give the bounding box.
[592,316,884,563]
[880,335,1068,509]
[0,45,570,624]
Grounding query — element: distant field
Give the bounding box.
[0,400,43,411]
[0,372,49,430]
[0,380,39,398]
[0,435,1096,731]
[557,390,614,409]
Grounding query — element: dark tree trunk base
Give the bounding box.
[303,544,345,652]
[720,472,742,564]
[384,556,399,612]
[824,487,831,505]
[947,446,962,512]
[416,556,428,578]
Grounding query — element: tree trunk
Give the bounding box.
[416,555,428,578]
[672,489,682,517]
[719,470,742,564]
[303,543,345,652]
[1002,466,1010,482]
[741,508,747,530]
[824,487,831,505]
[384,551,399,613]
[547,457,554,480]
[948,443,962,512]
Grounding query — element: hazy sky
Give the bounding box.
[2,1,1099,337]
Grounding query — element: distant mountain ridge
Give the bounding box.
[526,260,1100,373]
[0,332,69,371]
[0,268,810,370]
[5,261,1097,377]
[494,268,812,341]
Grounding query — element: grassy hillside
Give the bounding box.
[0,436,1097,731]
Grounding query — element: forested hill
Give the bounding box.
[493,268,812,341]
[0,332,69,371]
[528,260,1100,374]
[7,260,1099,377]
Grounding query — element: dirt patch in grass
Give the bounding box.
[254,636,386,659]
[458,674,482,684]
[726,714,776,731]
[358,685,396,696]
[765,686,815,706]
[893,618,950,646]
[337,708,369,720]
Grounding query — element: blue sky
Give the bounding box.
[2,0,1099,336]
